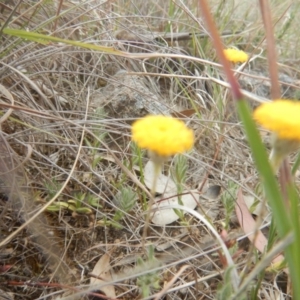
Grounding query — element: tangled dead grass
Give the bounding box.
[0,1,300,299]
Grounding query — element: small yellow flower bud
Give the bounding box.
[224,48,248,64]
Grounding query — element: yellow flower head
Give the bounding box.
[132,115,194,157]
[253,100,300,141]
[223,48,248,64]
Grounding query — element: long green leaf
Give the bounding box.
[3,28,125,55]
[237,100,300,299]
[237,100,290,237]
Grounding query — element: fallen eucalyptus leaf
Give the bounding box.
[243,194,270,220]
[151,190,199,225]
[90,253,116,298]
[144,160,177,194]
[236,189,285,270]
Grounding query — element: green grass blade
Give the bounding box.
[3,28,125,55]
[237,99,300,299]
[237,100,290,236]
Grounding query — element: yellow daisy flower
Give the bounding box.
[131,115,194,157]
[224,48,249,64]
[253,100,300,141]
[253,99,300,171]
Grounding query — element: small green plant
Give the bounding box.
[136,245,160,298]
[47,191,101,214]
[221,180,237,230]
[172,154,188,189]
[67,192,101,214]
[44,179,62,200]
[130,140,146,168]
[97,186,137,229]
[172,154,188,221]
[85,107,107,169]
[113,186,137,222]
[217,266,247,300]
[130,141,148,210]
